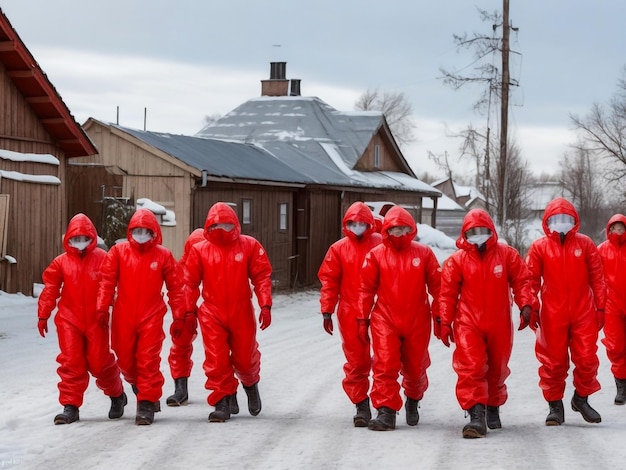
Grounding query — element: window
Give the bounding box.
[374,145,380,169]
[242,199,251,224]
[279,202,288,231]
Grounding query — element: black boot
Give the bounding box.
[486,405,501,429]
[54,405,79,425]
[230,392,240,415]
[209,396,231,423]
[243,383,262,416]
[615,378,626,405]
[546,400,564,426]
[571,391,601,423]
[166,377,189,407]
[405,397,420,426]
[462,404,486,438]
[368,407,396,431]
[108,392,128,419]
[136,400,159,425]
[353,398,371,427]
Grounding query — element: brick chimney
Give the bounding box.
[261,62,289,96]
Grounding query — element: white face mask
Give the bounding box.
[209,223,235,232]
[68,235,92,251]
[131,227,154,244]
[347,221,368,237]
[466,234,491,246]
[549,221,574,235]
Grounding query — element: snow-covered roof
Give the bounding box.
[422,191,465,211]
[107,105,441,196]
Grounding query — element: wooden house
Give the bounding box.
[76,62,442,290]
[0,8,97,295]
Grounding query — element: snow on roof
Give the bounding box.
[422,191,465,210]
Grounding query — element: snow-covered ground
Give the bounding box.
[3,279,626,469]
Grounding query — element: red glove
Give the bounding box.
[97,310,109,329]
[440,324,454,348]
[170,318,185,339]
[322,313,333,335]
[519,306,540,331]
[37,318,48,338]
[357,318,370,344]
[259,306,271,330]
[596,309,605,330]
[184,311,198,337]
[433,316,442,339]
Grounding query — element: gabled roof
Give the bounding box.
[0,8,96,157]
[93,119,440,196]
[196,96,416,177]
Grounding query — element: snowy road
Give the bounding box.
[2,289,626,469]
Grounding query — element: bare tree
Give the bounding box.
[439,9,503,114]
[439,5,521,226]
[494,142,532,252]
[355,89,416,147]
[570,67,626,189]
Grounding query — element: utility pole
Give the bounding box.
[497,0,510,226]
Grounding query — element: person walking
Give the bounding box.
[526,197,606,426]
[184,202,273,423]
[318,201,382,426]
[97,209,186,425]
[438,209,538,438]
[597,214,626,405]
[359,205,441,431]
[38,213,126,425]
[166,228,205,407]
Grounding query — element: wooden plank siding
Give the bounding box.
[0,62,68,295]
[66,164,123,238]
[192,183,295,290]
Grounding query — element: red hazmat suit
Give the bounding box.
[318,201,382,404]
[598,214,626,379]
[38,213,123,407]
[526,198,606,401]
[359,206,441,411]
[167,228,204,379]
[97,209,186,403]
[184,203,273,406]
[439,209,538,410]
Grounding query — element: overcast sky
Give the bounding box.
[3,1,625,178]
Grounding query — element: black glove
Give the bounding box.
[322,313,333,335]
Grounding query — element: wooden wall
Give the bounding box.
[0,63,66,295]
[193,183,295,290]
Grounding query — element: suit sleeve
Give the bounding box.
[507,247,539,311]
[424,248,442,318]
[37,257,64,319]
[439,254,462,326]
[359,250,379,319]
[163,253,186,321]
[318,244,341,314]
[586,239,607,310]
[250,240,273,308]
[96,247,120,312]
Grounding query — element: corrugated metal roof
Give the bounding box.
[105,95,441,197]
[117,126,315,184]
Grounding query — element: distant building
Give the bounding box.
[75,62,442,289]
